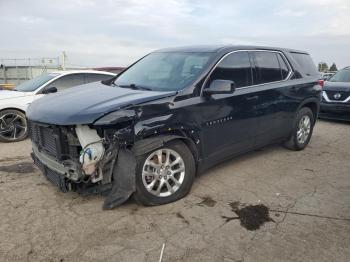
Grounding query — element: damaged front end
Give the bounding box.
[29,110,137,210]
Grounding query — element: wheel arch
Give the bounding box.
[297,98,320,123]
[132,133,199,172]
[0,107,26,115]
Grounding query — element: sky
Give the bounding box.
[0,0,349,68]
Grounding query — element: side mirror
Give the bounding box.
[203,79,236,96]
[42,86,57,94]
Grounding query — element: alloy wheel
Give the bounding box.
[142,148,185,197]
[0,113,27,141]
[296,115,311,145]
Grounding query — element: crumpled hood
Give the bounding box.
[0,90,32,100]
[27,82,176,125]
[324,81,350,91]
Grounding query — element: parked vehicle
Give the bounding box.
[319,66,350,121]
[0,70,115,142]
[27,46,322,209]
[321,72,335,81]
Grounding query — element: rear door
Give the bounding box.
[250,51,294,147]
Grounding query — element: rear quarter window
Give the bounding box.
[290,52,318,76]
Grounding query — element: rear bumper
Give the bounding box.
[319,102,350,121]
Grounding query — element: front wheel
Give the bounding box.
[284,107,314,151]
[133,140,196,206]
[0,109,28,143]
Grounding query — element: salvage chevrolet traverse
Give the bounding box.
[27,45,322,209]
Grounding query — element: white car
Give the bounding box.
[0,70,115,142]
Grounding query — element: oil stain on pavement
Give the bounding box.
[176,212,190,224]
[222,201,274,231]
[196,196,217,207]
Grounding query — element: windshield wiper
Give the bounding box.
[118,83,152,91]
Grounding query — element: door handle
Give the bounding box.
[246,95,259,101]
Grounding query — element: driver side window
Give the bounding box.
[46,73,85,92]
[209,51,253,88]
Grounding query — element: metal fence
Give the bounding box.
[0,57,125,89]
[0,57,61,86]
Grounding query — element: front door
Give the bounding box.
[198,51,259,162]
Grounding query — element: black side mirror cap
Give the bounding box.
[203,79,236,96]
[42,86,58,94]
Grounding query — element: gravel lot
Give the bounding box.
[0,120,349,262]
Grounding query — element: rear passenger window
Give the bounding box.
[210,51,252,88]
[253,51,284,84]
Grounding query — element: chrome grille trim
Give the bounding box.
[322,91,350,103]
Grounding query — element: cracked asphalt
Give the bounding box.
[0,119,349,262]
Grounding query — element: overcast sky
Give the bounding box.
[0,0,349,68]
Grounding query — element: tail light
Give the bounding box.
[318,79,324,89]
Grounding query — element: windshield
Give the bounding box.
[15,73,59,92]
[328,69,350,82]
[114,52,212,91]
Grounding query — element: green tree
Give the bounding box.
[329,63,338,71]
[318,62,329,72]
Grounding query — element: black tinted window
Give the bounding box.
[85,73,113,83]
[47,73,85,91]
[277,54,290,79]
[210,51,252,88]
[290,52,318,76]
[253,51,283,84]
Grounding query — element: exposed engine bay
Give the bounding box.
[29,118,183,209]
[76,125,105,179]
[29,120,137,209]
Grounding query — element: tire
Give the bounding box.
[133,140,196,206]
[0,109,28,143]
[284,107,314,151]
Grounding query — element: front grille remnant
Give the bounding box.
[28,121,60,158]
[32,153,68,192]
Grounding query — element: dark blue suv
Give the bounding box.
[27,45,322,209]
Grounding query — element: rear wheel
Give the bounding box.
[284,107,314,151]
[0,109,28,143]
[134,140,195,206]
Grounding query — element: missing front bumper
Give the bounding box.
[31,143,137,210]
[32,144,82,181]
[31,152,69,192]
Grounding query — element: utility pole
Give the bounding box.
[61,51,67,70]
[0,61,6,83]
